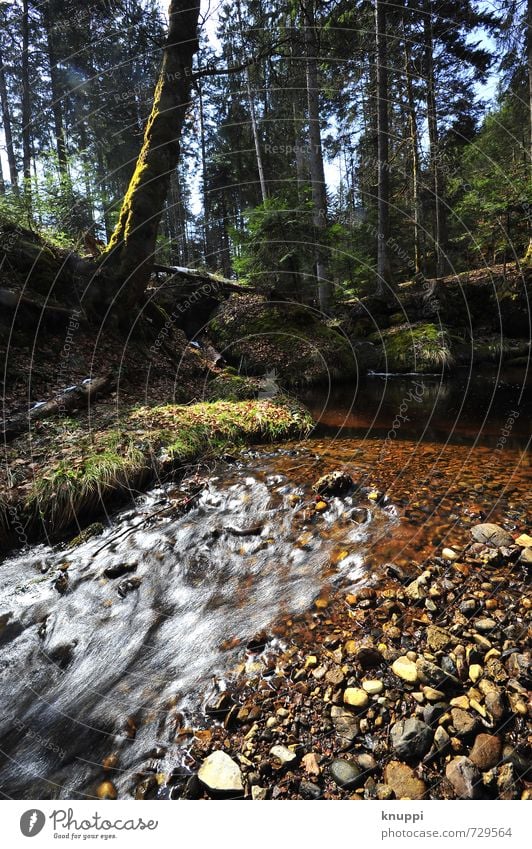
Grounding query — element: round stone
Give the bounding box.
[343,687,369,708]
[330,759,364,789]
[392,656,418,683]
[198,750,243,794]
[362,679,384,695]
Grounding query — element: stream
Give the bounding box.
[0,365,530,799]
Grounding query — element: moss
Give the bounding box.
[210,295,357,385]
[206,372,259,401]
[368,322,454,373]
[4,398,312,547]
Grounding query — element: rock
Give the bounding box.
[471,523,513,548]
[405,571,430,601]
[331,706,359,746]
[299,780,322,799]
[330,759,364,789]
[362,679,384,695]
[518,547,532,564]
[515,533,532,547]
[343,688,369,708]
[251,785,268,800]
[450,708,478,737]
[505,652,529,681]
[356,753,377,772]
[469,734,502,771]
[497,763,516,799]
[459,599,478,617]
[104,562,137,579]
[270,745,297,766]
[474,618,497,633]
[198,751,243,794]
[390,718,433,761]
[423,686,446,702]
[416,658,460,691]
[376,784,394,800]
[384,761,427,800]
[469,664,483,683]
[434,726,450,752]
[445,756,481,799]
[392,656,418,683]
[325,667,345,687]
[442,547,459,560]
[313,470,354,496]
[427,626,453,651]
[302,753,320,776]
[315,500,328,513]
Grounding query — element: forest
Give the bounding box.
[0,0,530,809]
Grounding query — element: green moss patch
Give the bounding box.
[209,295,357,385]
[368,322,454,373]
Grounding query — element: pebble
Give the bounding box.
[384,761,427,800]
[330,759,364,789]
[469,734,502,771]
[446,756,481,799]
[450,708,478,737]
[198,751,243,794]
[270,745,297,765]
[390,718,433,761]
[469,664,483,682]
[515,533,532,547]
[362,680,384,695]
[392,656,418,683]
[442,547,459,561]
[343,688,369,708]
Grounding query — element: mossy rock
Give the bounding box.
[454,335,530,366]
[206,372,259,401]
[209,295,357,385]
[368,322,454,373]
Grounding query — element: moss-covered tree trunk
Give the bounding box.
[99,0,200,314]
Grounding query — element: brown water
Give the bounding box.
[0,365,530,799]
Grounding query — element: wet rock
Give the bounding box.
[392,656,418,683]
[117,576,142,597]
[104,562,137,579]
[54,572,69,594]
[471,523,513,548]
[442,547,459,561]
[384,761,427,800]
[405,571,431,601]
[198,751,244,795]
[330,759,364,789]
[390,718,433,761]
[445,756,481,799]
[343,688,369,709]
[469,734,502,771]
[313,471,354,497]
[331,706,359,747]
[205,692,233,719]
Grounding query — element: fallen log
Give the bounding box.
[2,374,114,442]
[151,264,255,294]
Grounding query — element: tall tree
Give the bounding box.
[375,0,392,292]
[100,0,201,313]
[302,0,331,311]
[0,45,18,192]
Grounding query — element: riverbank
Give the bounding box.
[0,397,312,549]
[183,519,531,800]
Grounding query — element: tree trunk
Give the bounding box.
[21,0,32,214]
[237,0,267,203]
[43,0,69,180]
[526,0,532,262]
[403,17,421,276]
[424,1,446,278]
[375,0,393,294]
[0,47,18,192]
[303,1,331,312]
[99,0,201,315]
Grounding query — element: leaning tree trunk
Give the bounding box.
[98,0,201,315]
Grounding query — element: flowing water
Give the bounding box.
[0,365,530,799]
